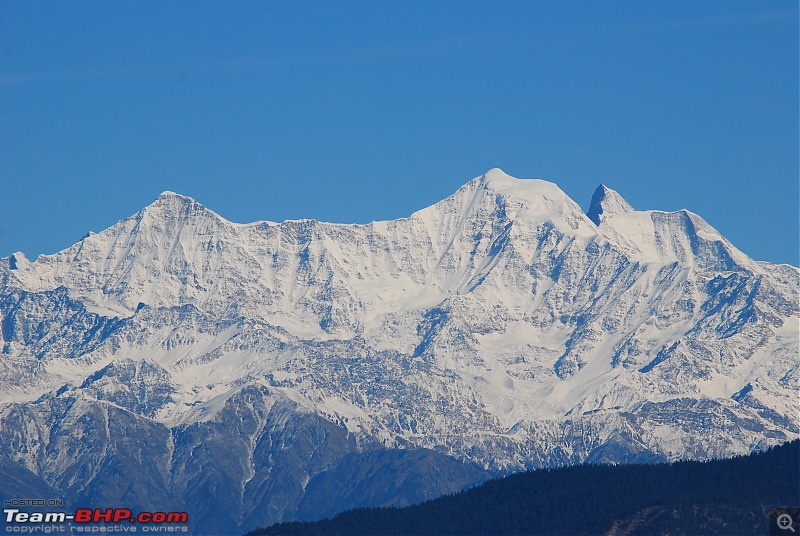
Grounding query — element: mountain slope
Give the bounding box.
[1,169,797,533]
[249,440,800,536]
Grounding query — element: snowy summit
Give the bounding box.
[0,169,797,532]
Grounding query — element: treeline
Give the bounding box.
[247,440,799,535]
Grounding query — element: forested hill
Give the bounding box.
[248,440,799,536]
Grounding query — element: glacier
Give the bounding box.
[0,169,797,533]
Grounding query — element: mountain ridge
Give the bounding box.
[248,439,800,536]
[0,169,797,532]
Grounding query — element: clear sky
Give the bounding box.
[1,1,797,265]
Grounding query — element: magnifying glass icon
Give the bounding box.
[778,513,796,532]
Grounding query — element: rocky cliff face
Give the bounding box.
[1,169,797,533]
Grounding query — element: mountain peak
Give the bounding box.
[481,167,510,181]
[586,184,634,225]
[475,169,569,201]
[0,168,796,534]
[476,168,520,192]
[141,191,220,222]
[154,190,196,204]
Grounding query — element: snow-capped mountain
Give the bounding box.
[1,169,797,533]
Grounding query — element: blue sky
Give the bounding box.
[1,1,797,265]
